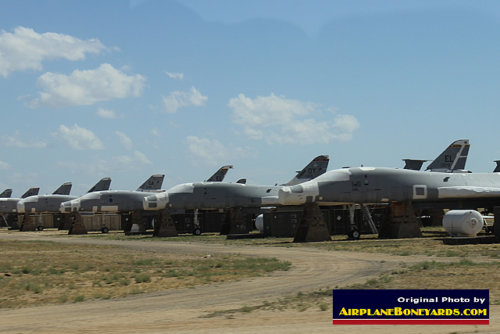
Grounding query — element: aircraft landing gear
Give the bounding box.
[348,227,360,240]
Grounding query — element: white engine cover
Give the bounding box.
[255,214,264,233]
[442,210,484,237]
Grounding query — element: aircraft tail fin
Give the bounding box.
[494,161,500,173]
[426,139,470,172]
[206,165,233,182]
[136,174,165,192]
[0,189,12,198]
[236,178,247,184]
[283,155,330,186]
[52,182,72,195]
[403,159,429,171]
[21,187,39,198]
[88,177,112,193]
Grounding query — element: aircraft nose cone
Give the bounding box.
[71,199,81,212]
[17,201,25,214]
[60,201,72,213]
[278,183,319,205]
[143,193,168,210]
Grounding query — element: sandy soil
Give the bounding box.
[0,231,497,334]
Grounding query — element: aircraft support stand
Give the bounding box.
[59,213,73,230]
[379,202,422,238]
[293,203,331,242]
[220,207,249,235]
[153,209,178,237]
[19,214,36,231]
[68,213,88,235]
[125,211,147,235]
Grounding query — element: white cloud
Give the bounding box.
[115,151,152,165]
[55,124,104,150]
[0,26,105,77]
[0,160,10,170]
[166,71,184,80]
[57,150,152,177]
[115,131,133,150]
[97,108,118,119]
[162,87,207,113]
[187,136,229,166]
[151,128,161,137]
[228,93,359,144]
[31,63,145,107]
[1,131,47,148]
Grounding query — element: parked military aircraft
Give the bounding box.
[17,178,111,214]
[0,187,39,214]
[277,140,481,212]
[277,166,500,211]
[60,174,164,213]
[0,189,12,198]
[142,155,330,212]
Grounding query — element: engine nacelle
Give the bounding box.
[442,210,484,237]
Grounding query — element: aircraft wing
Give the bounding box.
[438,186,500,199]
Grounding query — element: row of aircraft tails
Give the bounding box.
[1,139,499,239]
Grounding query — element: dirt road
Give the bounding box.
[0,232,497,333]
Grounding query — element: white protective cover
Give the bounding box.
[255,214,264,233]
[442,210,484,237]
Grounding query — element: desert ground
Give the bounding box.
[0,229,498,334]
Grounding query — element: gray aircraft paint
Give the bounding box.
[143,155,329,211]
[143,182,281,211]
[61,174,165,214]
[18,178,111,214]
[278,167,500,208]
[0,187,39,214]
[0,189,12,198]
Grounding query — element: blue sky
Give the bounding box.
[1,0,500,196]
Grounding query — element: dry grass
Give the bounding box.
[0,240,290,308]
[203,260,500,318]
[349,260,500,304]
[75,228,500,259]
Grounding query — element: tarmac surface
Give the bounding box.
[0,231,498,334]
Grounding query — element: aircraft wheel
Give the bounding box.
[348,228,360,240]
[37,226,44,231]
[101,227,109,234]
[193,228,201,236]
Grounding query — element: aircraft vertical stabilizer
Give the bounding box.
[88,177,112,193]
[206,165,233,182]
[426,139,470,172]
[283,155,330,186]
[21,187,40,198]
[494,161,500,173]
[52,182,72,195]
[0,189,12,198]
[136,174,165,192]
